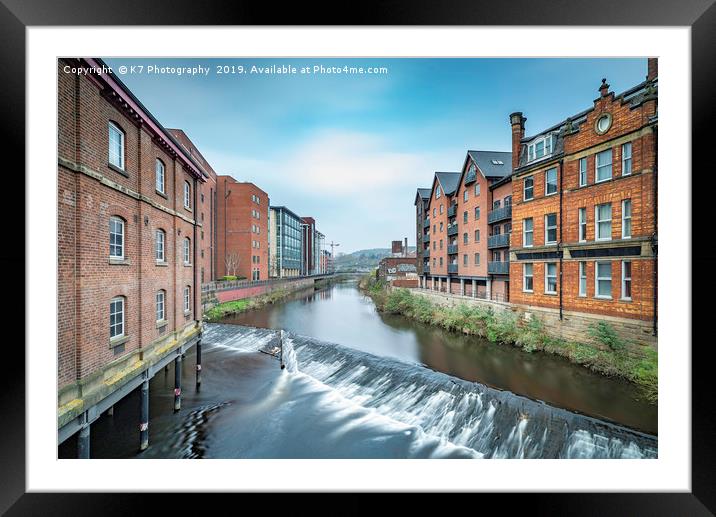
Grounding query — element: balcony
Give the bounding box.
[487,233,510,249]
[447,264,458,274]
[423,248,430,258]
[423,265,430,274]
[488,205,512,224]
[447,244,458,255]
[447,224,458,236]
[423,233,430,243]
[423,218,430,229]
[488,261,510,275]
[447,205,457,218]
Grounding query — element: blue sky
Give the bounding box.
[104,58,648,254]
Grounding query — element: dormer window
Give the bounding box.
[526,134,556,163]
[465,163,477,185]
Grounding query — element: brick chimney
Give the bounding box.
[509,112,526,171]
[599,78,610,97]
[404,237,408,257]
[647,58,658,81]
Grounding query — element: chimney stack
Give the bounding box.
[647,58,658,81]
[509,112,526,171]
[404,237,408,257]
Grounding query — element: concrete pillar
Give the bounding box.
[78,420,90,459]
[438,277,442,292]
[460,278,465,296]
[472,279,477,298]
[174,356,182,412]
[195,339,202,389]
[446,277,451,294]
[487,278,492,301]
[139,380,149,451]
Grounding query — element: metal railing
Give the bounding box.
[488,205,512,224]
[447,264,458,274]
[447,244,458,254]
[447,224,458,236]
[447,205,457,218]
[487,233,510,249]
[423,218,430,228]
[201,272,334,293]
[487,261,510,275]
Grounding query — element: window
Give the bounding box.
[463,211,468,224]
[439,257,443,266]
[579,157,587,187]
[523,263,534,292]
[155,159,165,193]
[433,241,436,250]
[545,213,557,245]
[108,122,125,169]
[184,286,191,312]
[463,232,468,244]
[527,135,554,162]
[436,185,442,198]
[578,208,587,242]
[464,190,469,202]
[523,218,534,247]
[474,229,480,242]
[433,224,436,233]
[595,261,612,298]
[110,296,125,339]
[579,262,587,297]
[622,199,632,238]
[524,176,534,200]
[595,203,612,241]
[474,207,480,220]
[155,229,165,262]
[183,238,191,264]
[184,181,191,209]
[545,263,557,294]
[109,216,125,259]
[545,168,558,195]
[463,254,468,266]
[493,251,501,262]
[433,258,436,268]
[439,222,444,232]
[622,142,632,176]
[474,253,480,265]
[433,208,436,217]
[621,261,632,300]
[156,290,166,322]
[494,200,501,210]
[596,149,612,182]
[439,239,443,250]
[474,183,481,196]
[440,204,444,214]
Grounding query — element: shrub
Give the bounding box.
[588,321,627,352]
[220,275,238,281]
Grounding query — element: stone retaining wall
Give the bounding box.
[202,277,317,311]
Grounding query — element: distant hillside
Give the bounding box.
[334,247,416,272]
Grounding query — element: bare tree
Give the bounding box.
[225,252,240,277]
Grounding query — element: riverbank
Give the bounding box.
[203,287,292,321]
[359,275,657,404]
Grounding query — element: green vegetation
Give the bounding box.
[335,247,416,272]
[218,275,246,281]
[360,275,657,403]
[204,288,290,322]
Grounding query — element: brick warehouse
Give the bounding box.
[58,58,214,452]
[509,59,657,330]
[216,176,270,281]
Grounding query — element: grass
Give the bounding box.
[204,288,290,322]
[360,274,657,404]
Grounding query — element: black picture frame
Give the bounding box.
[3,0,712,513]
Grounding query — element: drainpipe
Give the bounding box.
[558,158,564,321]
[652,126,658,336]
[193,177,198,321]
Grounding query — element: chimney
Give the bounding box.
[509,112,526,171]
[599,78,610,98]
[404,237,408,257]
[647,58,658,81]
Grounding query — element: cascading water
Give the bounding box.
[203,323,657,459]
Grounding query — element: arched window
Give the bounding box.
[184,181,191,209]
[156,159,165,194]
[183,238,191,264]
[156,290,166,323]
[110,296,125,339]
[108,121,125,170]
[109,216,125,259]
[155,229,165,262]
[184,285,191,313]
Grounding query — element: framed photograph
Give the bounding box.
[7,0,713,513]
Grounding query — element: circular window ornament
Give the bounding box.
[595,113,612,135]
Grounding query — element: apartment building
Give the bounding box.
[300,216,323,275]
[509,59,657,329]
[216,176,270,281]
[414,188,431,277]
[269,206,303,277]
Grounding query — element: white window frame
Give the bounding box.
[544,213,557,245]
[474,229,480,242]
[110,296,125,339]
[621,261,632,301]
[474,183,480,196]
[183,238,191,264]
[595,149,613,183]
[622,199,632,239]
[523,218,534,247]
[475,207,480,220]
[156,290,166,323]
[579,157,587,187]
[545,262,557,294]
[464,190,468,202]
[579,261,587,297]
[108,121,125,170]
[523,263,534,293]
[474,253,480,265]
[578,208,587,242]
[156,159,165,194]
[184,181,191,209]
[184,286,191,312]
[595,261,612,299]
[156,229,165,262]
[527,134,554,162]
[595,203,612,241]
[436,185,442,198]
[109,216,125,259]
[621,142,632,176]
[523,176,534,201]
[545,168,558,196]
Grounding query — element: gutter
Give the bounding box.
[652,126,658,336]
[559,158,564,321]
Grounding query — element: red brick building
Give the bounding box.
[509,59,657,328]
[58,58,207,445]
[216,176,270,281]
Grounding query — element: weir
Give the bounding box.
[205,324,658,459]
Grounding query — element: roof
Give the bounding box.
[467,150,512,179]
[417,188,431,199]
[270,205,302,221]
[434,172,461,195]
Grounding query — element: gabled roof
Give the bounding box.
[467,150,512,179]
[414,187,431,206]
[434,172,461,195]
